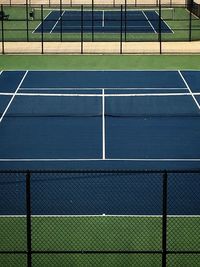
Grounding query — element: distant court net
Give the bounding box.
[1,93,200,117]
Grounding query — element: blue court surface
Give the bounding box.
[0,70,200,171]
[34,10,172,33]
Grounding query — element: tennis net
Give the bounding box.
[0,92,200,118]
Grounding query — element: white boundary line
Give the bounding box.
[0,71,28,124]
[0,70,3,76]
[50,11,65,33]
[32,11,52,34]
[1,93,200,97]
[178,70,200,111]
[155,10,174,34]
[102,89,105,160]
[19,87,188,91]
[0,214,200,218]
[34,8,174,13]
[142,11,157,33]
[0,158,200,161]
[61,25,152,29]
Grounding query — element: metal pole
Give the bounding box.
[60,0,63,42]
[41,5,44,54]
[81,5,84,54]
[162,171,168,267]
[158,0,162,54]
[26,0,29,42]
[1,5,5,54]
[189,4,192,41]
[120,5,123,54]
[125,0,127,41]
[92,0,94,41]
[26,171,32,267]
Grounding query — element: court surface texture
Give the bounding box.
[0,70,200,170]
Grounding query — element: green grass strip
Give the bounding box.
[0,216,200,267]
[0,55,200,70]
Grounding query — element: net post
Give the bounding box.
[26,171,32,267]
[1,4,5,54]
[120,4,123,54]
[162,171,168,267]
[81,5,84,54]
[158,0,162,54]
[60,0,63,42]
[26,0,29,42]
[92,0,94,42]
[41,4,44,54]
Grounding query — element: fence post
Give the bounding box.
[81,5,84,54]
[125,0,127,42]
[26,0,29,42]
[158,0,162,54]
[1,5,4,54]
[41,5,44,54]
[92,0,94,41]
[120,5,123,54]
[189,4,192,41]
[60,0,63,42]
[26,171,32,267]
[162,171,168,267]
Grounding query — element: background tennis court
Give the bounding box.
[1,4,200,43]
[33,10,172,33]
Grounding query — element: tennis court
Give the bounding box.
[33,10,173,33]
[0,70,200,170]
[0,70,200,266]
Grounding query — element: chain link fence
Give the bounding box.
[0,170,200,266]
[0,1,200,53]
